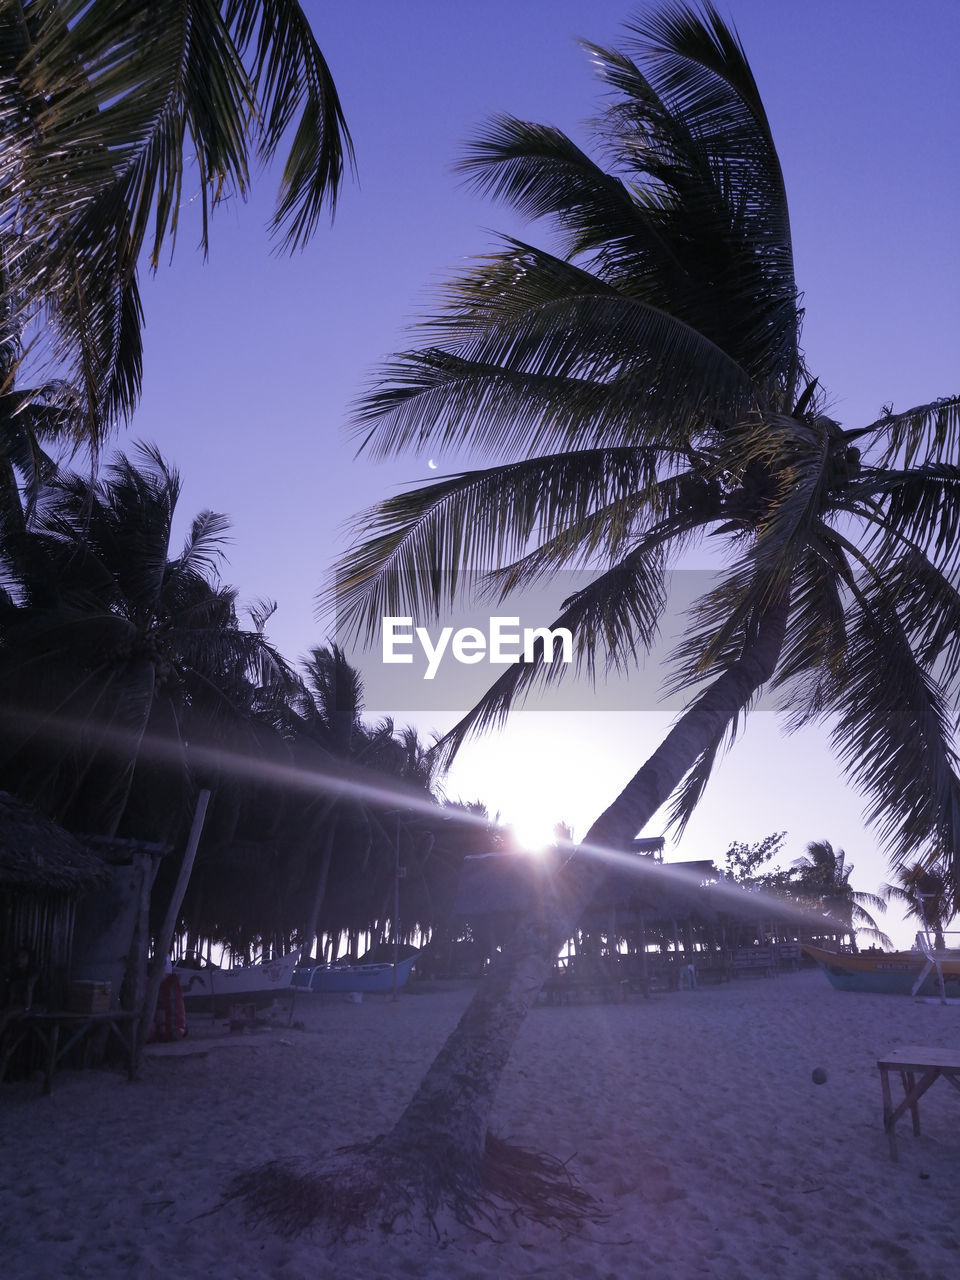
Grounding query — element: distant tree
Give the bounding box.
[793,840,889,951]
[723,832,788,888]
[0,445,291,836]
[288,644,369,960]
[882,863,957,951]
[278,649,444,960]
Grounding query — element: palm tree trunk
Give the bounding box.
[97,659,157,838]
[301,821,337,961]
[384,600,788,1168]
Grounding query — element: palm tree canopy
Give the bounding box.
[0,443,295,833]
[0,0,354,442]
[792,839,889,948]
[882,862,957,943]
[332,1,960,881]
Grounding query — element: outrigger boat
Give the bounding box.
[291,952,419,994]
[174,949,301,1005]
[802,943,960,998]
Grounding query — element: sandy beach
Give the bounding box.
[2,970,959,1279]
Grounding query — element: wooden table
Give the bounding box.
[877,1044,960,1160]
[0,1010,138,1095]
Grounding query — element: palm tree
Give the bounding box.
[287,643,370,961]
[882,862,957,951]
[0,443,293,837]
[0,0,353,447]
[269,645,443,961]
[265,1,958,1229]
[792,840,889,951]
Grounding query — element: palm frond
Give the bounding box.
[827,580,960,871]
[582,29,800,386]
[457,114,691,295]
[845,463,960,573]
[868,395,960,468]
[176,509,232,577]
[622,0,790,244]
[354,241,751,462]
[2,0,352,438]
[331,448,671,640]
[772,536,849,727]
[432,548,671,769]
[665,708,742,836]
[225,0,355,245]
[667,414,830,694]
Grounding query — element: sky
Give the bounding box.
[128,1,960,946]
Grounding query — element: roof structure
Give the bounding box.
[0,792,107,890]
[451,850,806,928]
[451,850,719,923]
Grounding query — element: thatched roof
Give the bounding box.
[628,837,666,858]
[0,792,107,890]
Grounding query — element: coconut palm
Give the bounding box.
[287,643,371,960]
[882,862,957,951]
[275,646,443,959]
[0,0,353,446]
[0,443,293,836]
[792,840,889,951]
[278,1,959,1229]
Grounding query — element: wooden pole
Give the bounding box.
[135,790,210,1069]
[391,815,401,1002]
[125,850,161,1016]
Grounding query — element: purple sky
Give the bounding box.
[130,1,960,943]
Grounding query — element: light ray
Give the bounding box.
[1,708,846,933]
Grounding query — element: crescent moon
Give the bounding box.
[428,459,438,470]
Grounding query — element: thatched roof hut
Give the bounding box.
[0,792,107,1007]
[0,793,107,890]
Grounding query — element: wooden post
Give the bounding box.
[391,816,401,1001]
[135,790,210,1069]
[125,850,161,1016]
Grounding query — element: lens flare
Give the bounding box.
[5,709,843,933]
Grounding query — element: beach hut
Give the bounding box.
[71,836,171,1016]
[449,841,704,960]
[0,792,107,1010]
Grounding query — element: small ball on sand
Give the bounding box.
[812,1067,828,1085]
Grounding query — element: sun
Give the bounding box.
[505,813,561,856]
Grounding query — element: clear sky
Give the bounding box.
[129,1,959,946]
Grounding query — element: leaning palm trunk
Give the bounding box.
[230,602,787,1233]
[382,601,787,1181]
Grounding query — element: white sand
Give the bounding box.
[2,970,960,1279]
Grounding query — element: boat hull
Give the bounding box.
[802,945,960,997]
[174,950,300,1004]
[292,953,418,993]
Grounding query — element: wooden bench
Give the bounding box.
[731,946,775,978]
[0,1010,138,1095]
[877,1045,960,1160]
[694,952,732,983]
[542,958,629,1004]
